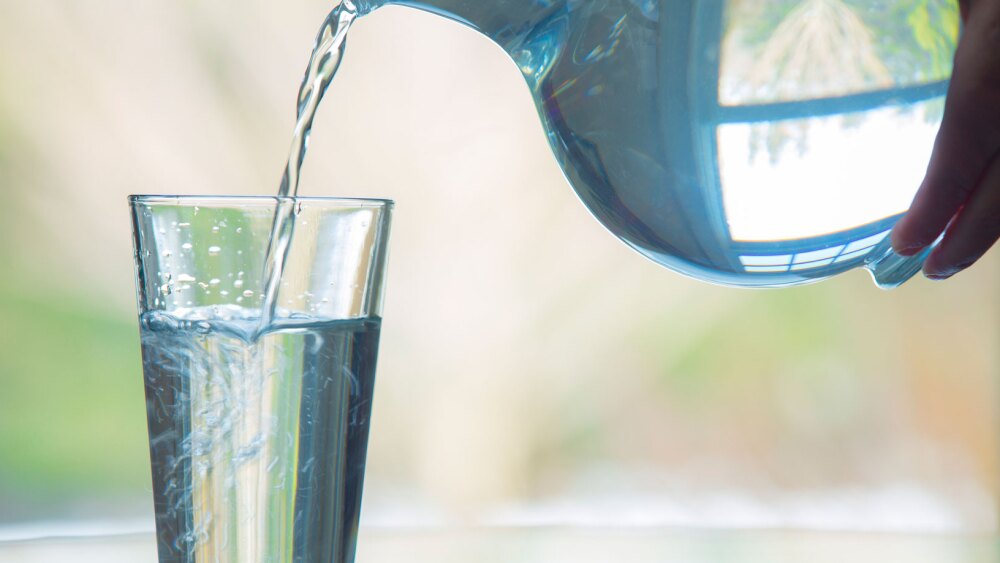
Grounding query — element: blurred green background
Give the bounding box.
[0,0,997,533]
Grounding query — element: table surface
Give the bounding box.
[1,527,998,563]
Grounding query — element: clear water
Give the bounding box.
[140,307,380,563]
[259,1,358,330]
[349,0,959,287]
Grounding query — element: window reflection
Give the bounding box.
[719,0,959,105]
[717,105,938,242]
[702,0,957,278]
[737,229,889,273]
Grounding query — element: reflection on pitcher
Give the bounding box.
[305,0,959,288]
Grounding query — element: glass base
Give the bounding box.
[865,237,934,289]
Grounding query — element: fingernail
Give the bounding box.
[924,262,970,281]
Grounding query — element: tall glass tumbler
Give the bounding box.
[130,196,393,563]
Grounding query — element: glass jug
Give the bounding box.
[351,0,960,288]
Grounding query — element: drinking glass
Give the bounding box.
[130,195,392,563]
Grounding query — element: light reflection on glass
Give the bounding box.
[718,104,938,243]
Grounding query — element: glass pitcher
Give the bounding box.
[350,0,959,288]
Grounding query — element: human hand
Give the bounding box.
[890,0,1000,280]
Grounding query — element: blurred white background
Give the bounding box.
[0,0,997,535]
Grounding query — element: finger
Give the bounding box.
[923,151,1000,279]
[891,4,1000,255]
[891,120,992,255]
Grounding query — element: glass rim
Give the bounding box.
[129,194,393,208]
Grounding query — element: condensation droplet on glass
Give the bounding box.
[219,290,229,296]
[178,222,191,228]
[209,278,221,286]
[176,274,196,283]
[234,279,244,289]
[208,246,221,256]
[182,243,193,251]
[235,227,243,234]
[243,290,254,298]
[211,226,220,234]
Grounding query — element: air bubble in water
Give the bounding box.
[182,243,193,251]
[208,246,221,256]
[176,274,196,283]
[209,278,221,286]
[179,222,191,228]
[243,290,254,298]
[234,279,244,289]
